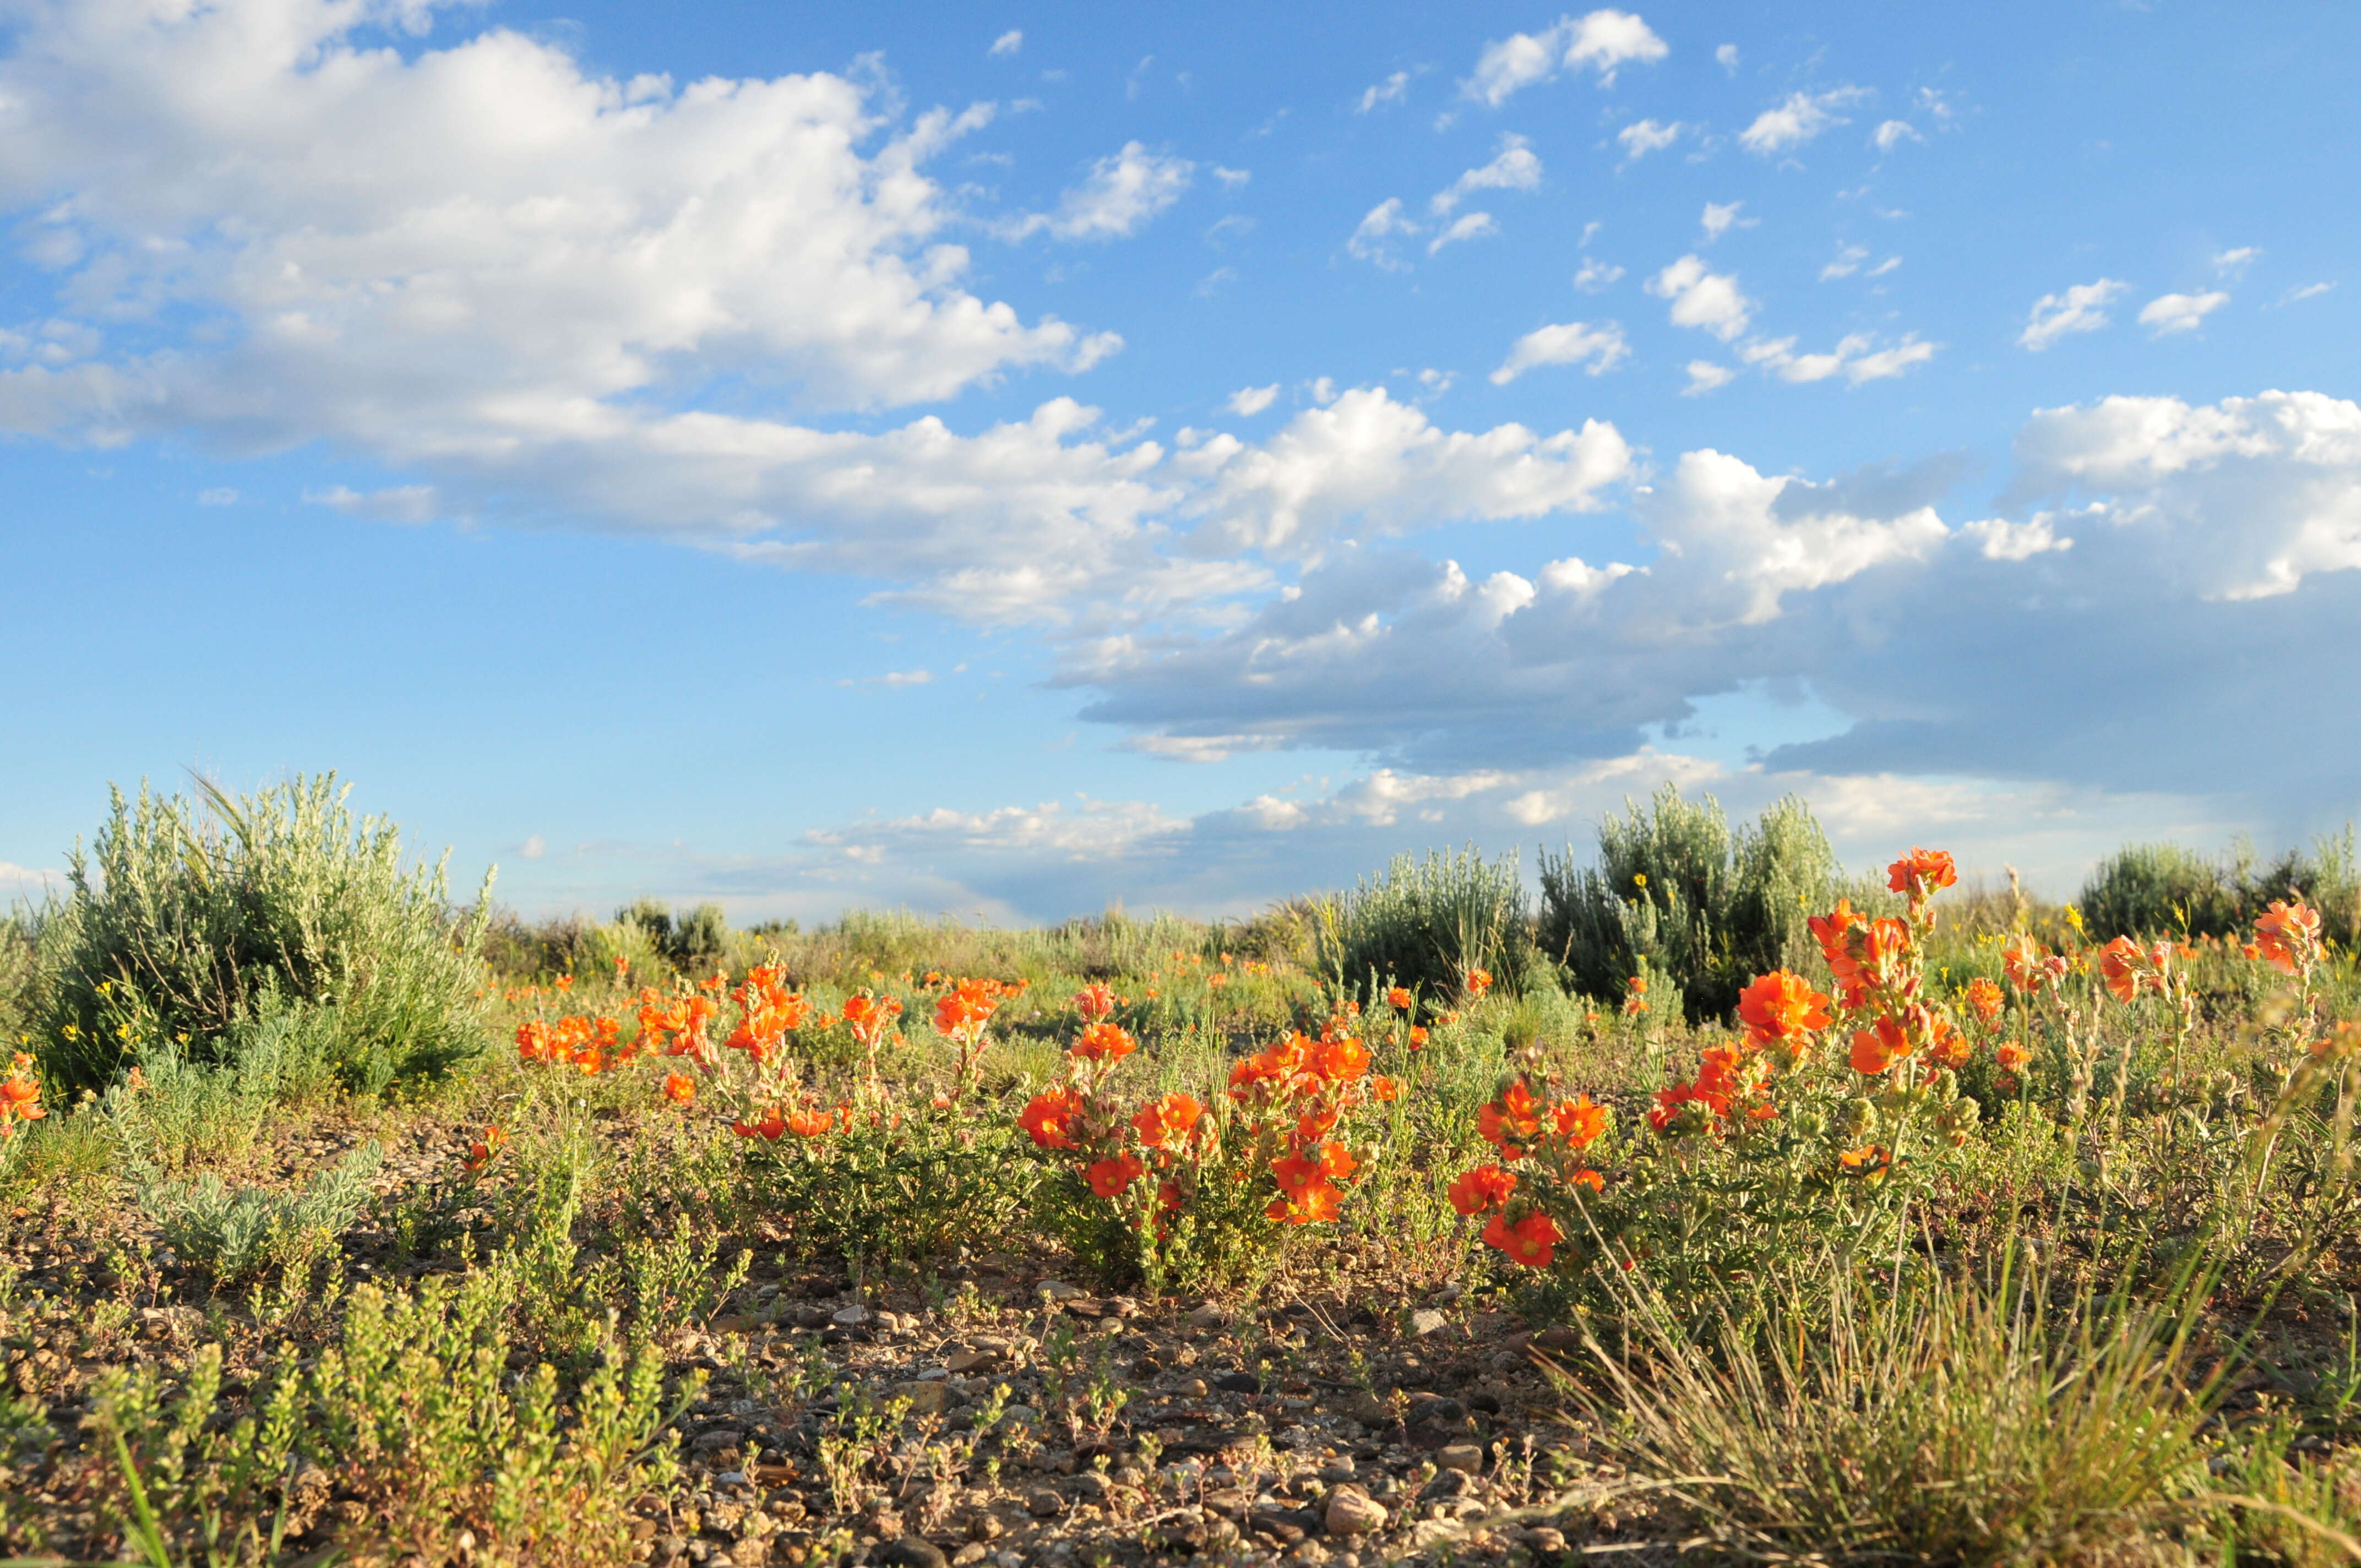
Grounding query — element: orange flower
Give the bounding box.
[1838,1144,1892,1180]
[842,992,904,1048]
[2255,900,2323,977]
[1849,1017,1908,1075]
[463,1125,507,1173]
[1477,1080,1543,1155]
[1965,977,2004,1026]
[1569,1168,1605,1193]
[1370,1075,1401,1102]
[1736,970,1833,1047]
[662,1072,697,1106]
[1408,1026,1429,1050]
[1019,1088,1083,1148]
[1465,968,1494,997]
[2097,935,2145,1004]
[1929,1015,1972,1070]
[1316,1035,1370,1081]
[1074,982,1120,1022]
[1272,1152,1328,1198]
[1447,1163,1517,1216]
[1386,986,1413,1011]
[1482,1210,1560,1268]
[1087,1153,1146,1197]
[1266,1180,1342,1224]
[1131,1092,1205,1150]
[1886,847,1958,900]
[1315,1140,1358,1185]
[1551,1094,1608,1148]
[785,1106,834,1138]
[1995,1039,2032,1075]
[2003,934,2065,995]
[1073,1021,1139,1064]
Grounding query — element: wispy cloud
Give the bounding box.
[2019,278,2128,350]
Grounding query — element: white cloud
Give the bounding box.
[1227,384,1279,416]
[198,487,238,505]
[521,834,547,860]
[1490,320,1630,384]
[1356,71,1411,112]
[2137,290,2230,336]
[1715,43,1740,74]
[1213,167,1252,189]
[1431,135,1543,216]
[1740,332,1936,386]
[1647,254,1755,341]
[1347,197,1419,269]
[1700,201,1754,242]
[989,29,1023,57]
[1739,88,1870,155]
[1682,360,1737,395]
[1820,244,1869,280]
[2280,282,2337,305]
[834,668,935,688]
[1008,141,1195,241]
[2010,390,2361,598]
[305,484,443,524]
[1872,119,1922,153]
[2019,279,2128,351]
[1185,386,1634,557]
[0,860,61,900]
[1866,256,1902,277]
[1574,258,1625,292]
[1464,10,1669,106]
[1961,515,2076,560]
[2213,246,2260,277]
[1428,213,1499,254]
[1615,118,1684,164]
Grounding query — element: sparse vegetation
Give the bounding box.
[3,776,2360,1566]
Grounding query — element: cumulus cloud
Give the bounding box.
[0,0,1122,432]
[2138,290,2231,336]
[1489,320,1629,383]
[1647,254,1755,341]
[1574,258,1625,292]
[1741,333,1939,385]
[1700,202,1753,242]
[1007,141,1195,241]
[1682,360,1737,395]
[1873,120,1922,152]
[1615,118,1684,164]
[1464,10,1669,106]
[1226,384,1279,416]
[2019,279,2128,351]
[1739,88,1870,155]
[1428,213,1499,254]
[1356,71,1410,112]
[1347,198,1419,269]
[1431,135,1543,216]
[1715,43,1740,74]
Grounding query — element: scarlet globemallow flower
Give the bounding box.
[1465,968,1494,998]
[1965,977,2004,1026]
[1266,1181,1342,1224]
[1849,1017,1910,1076]
[1386,986,1413,1011]
[1482,1210,1561,1268]
[1087,1153,1145,1197]
[1447,1164,1517,1216]
[1073,1022,1138,1064]
[1996,1040,2032,1075]
[1019,1088,1084,1148]
[1132,1092,1205,1150]
[1551,1094,1608,1147]
[1316,1036,1370,1082]
[1737,970,1833,1047]
[463,1125,507,1173]
[1074,983,1121,1023]
[2255,900,2323,977]
[1478,1081,1542,1154]
[662,1072,697,1106]
[2098,936,2145,1004]
[1887,847,1959,901]
[1408,1026,1429,1050]
[1370,1075,1401,1102]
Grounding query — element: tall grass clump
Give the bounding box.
[1538,786,1839,1022]
[2081,829,2360,945]
[1569,1250,2275,1564]
[1313,845,1532,1000]
[33,773,493,1092]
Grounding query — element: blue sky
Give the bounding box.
[3,0,2357,921]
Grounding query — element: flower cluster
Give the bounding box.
[1448,1078,1611,1268]
[516,1012,628,1074]
[0,1052,45,1139]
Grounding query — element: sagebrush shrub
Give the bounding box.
[1313,844,1532,1003]
[34,773,493,1090]
[1539,786,1840,1022]
[143,1141,383,1283]
[2080,829,2360,945]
